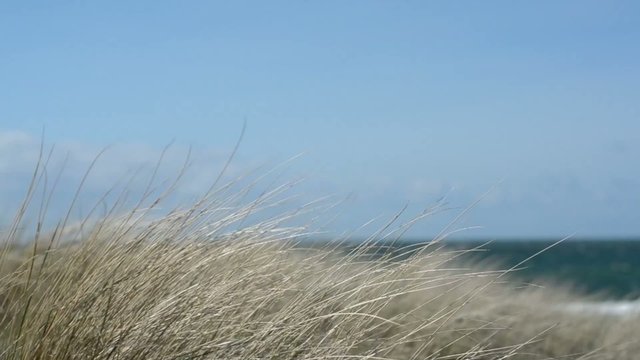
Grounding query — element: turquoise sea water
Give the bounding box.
[441,239,640,299]
[333,239,640,299]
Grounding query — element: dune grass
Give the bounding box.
[1,154,638,359]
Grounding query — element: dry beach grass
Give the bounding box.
[1,152,638,359]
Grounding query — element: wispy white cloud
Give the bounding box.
[2,129,639,238]
[0,129,253,191]
[0,130,272,228]
[0,130,42,173]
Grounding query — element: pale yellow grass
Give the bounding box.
[1,153,638,359]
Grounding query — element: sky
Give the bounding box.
[1,1,639,239]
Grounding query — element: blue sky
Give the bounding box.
[1,1,639,238]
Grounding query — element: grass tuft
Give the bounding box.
[1,152,638,359]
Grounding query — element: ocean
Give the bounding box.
[442,239,640,299]
[336,238,640,300]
